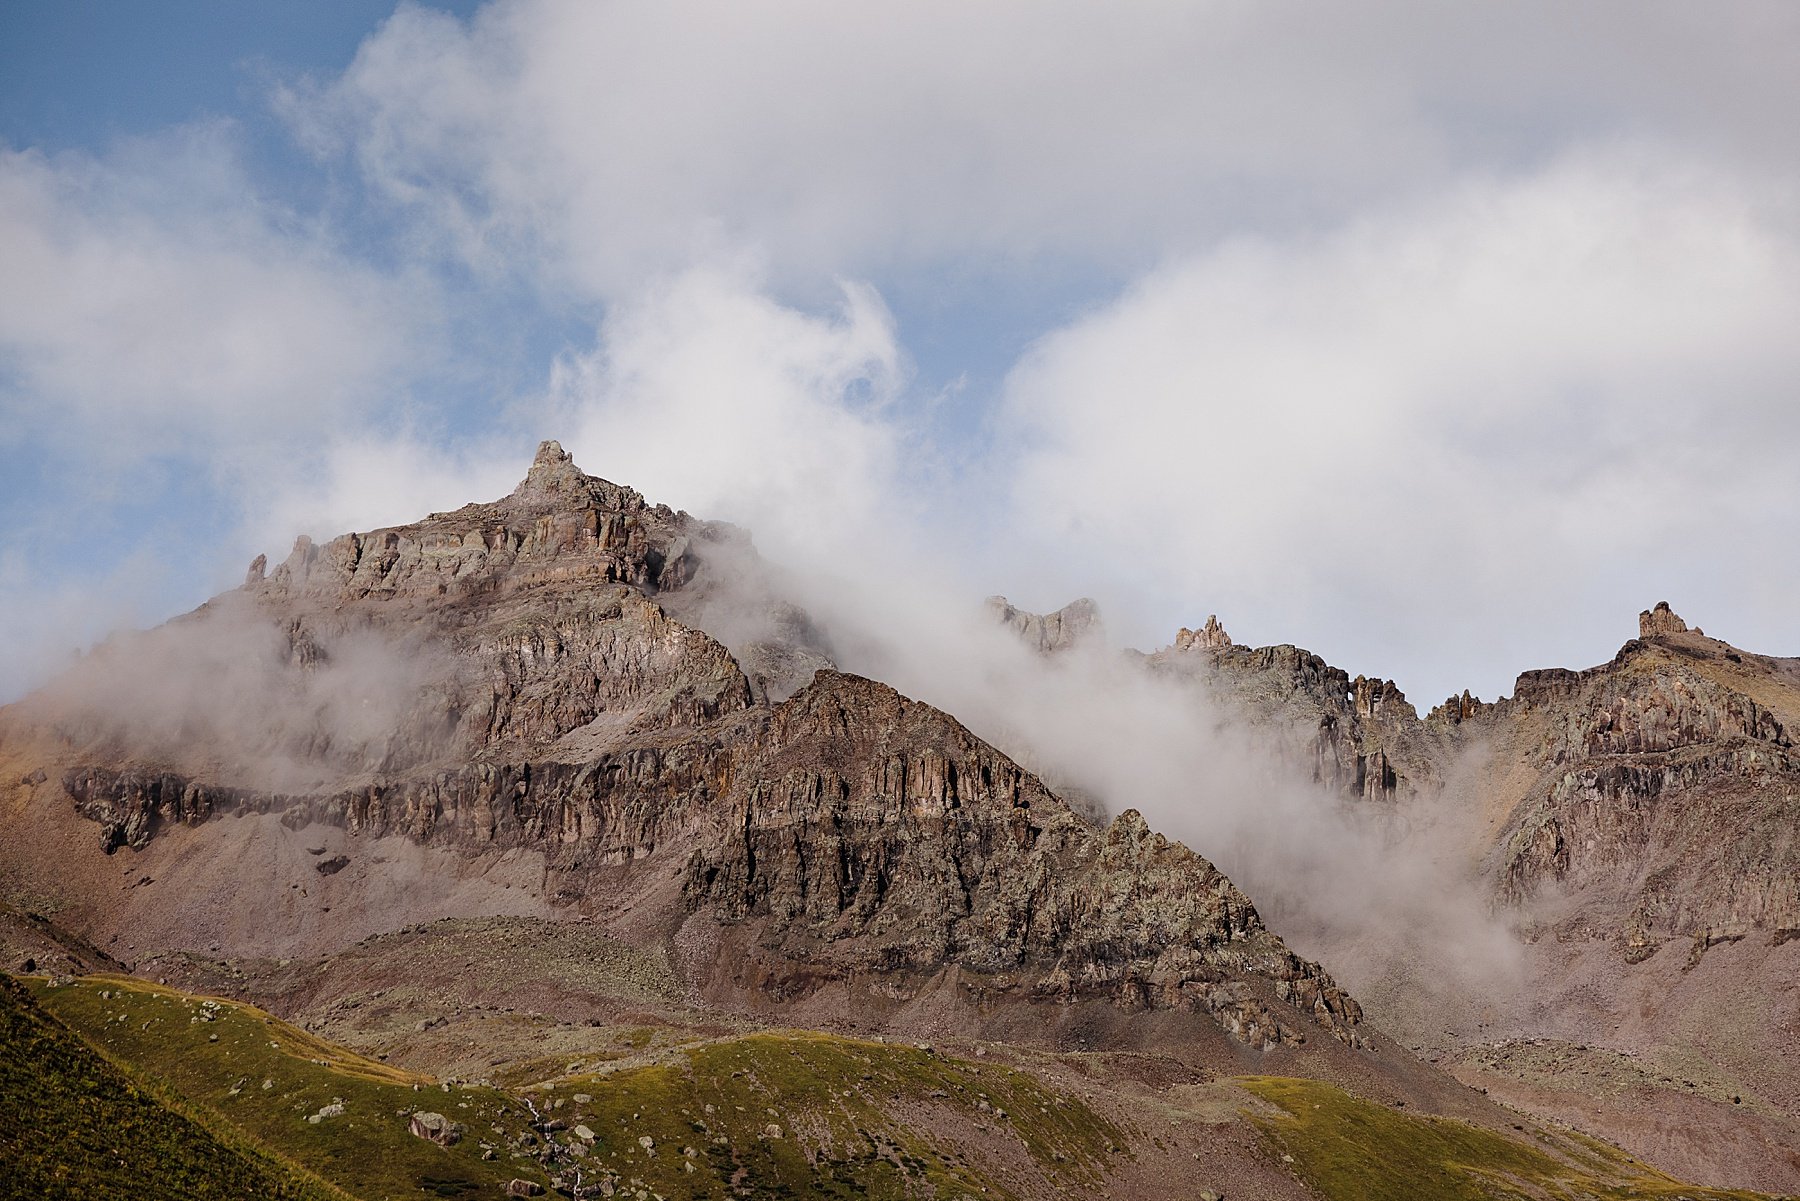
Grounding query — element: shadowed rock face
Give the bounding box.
[6,442,1362,1051]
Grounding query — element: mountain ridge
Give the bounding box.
[5,442,1798,1194]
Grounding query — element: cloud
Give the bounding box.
[240,431,532,564]
[0,126,429,456]
[288,0,1800,299]
[996,149,1800,701]
[548,264,914,561]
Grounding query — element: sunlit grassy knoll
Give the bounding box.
[1239,1075,1776,1201]
[522,1029,1126,1199]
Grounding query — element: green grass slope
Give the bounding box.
[1241,1076,1779,1201]
[27,974,1123,1200]
[25,974,546,1200]
[0,973,344,1201]
[512,1029,1124,1200]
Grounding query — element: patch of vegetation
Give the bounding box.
[1239,1075,1773,1201]
[26,974,1121,1200]
[488,1023,693,1091]
[528,1030,1124,1199]
[28,974,551,1201]
[0,973,344,1200]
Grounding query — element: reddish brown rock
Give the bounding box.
[1639,601,1689,639]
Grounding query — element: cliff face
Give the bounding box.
[985,596,1102,654]
[1483,623,1800,950]
[4,442,1361,1052]
[1147,615,1441,803]
[1142,601,1800,953]
[683,673,1360,1047]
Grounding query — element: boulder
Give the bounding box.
[409,1111,463,1146]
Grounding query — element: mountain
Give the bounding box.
[2,441,1792,1198]
[5,442,1361,1053]
[1146,601,1800,1192]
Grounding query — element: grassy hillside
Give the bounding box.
[1241,1075,1774,1201]
[25,974,546,1200]
[26,974,1122,1200]
[18,970,1781,1201]
[0,973,344,1200]
[507,1029,1124,1200]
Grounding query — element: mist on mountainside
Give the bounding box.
[25,590,454,794]
[679,541,1521,1014]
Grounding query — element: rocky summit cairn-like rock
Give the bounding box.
[1173,615,1232,652]
[1639,601,1690,638]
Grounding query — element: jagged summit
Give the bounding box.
[516,437,589,498]
[1174,614,1232,651]
[1153,617,1421,802]
[1639,599,1703,639]
[510,437,649,513]
[247,440,715,605]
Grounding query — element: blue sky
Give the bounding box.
[3,1,1798,706]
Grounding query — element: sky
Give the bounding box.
[3,0,1798,708]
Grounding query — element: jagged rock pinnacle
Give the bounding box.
[518,438,586,498]
[1639,601,1691,639]
[1174,615,1232,652]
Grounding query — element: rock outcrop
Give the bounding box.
[1486,632,1800,947]
[1144,601,1800,960]
[987,596,1101,654]
[1173,615,1232,652]
[409,1111,462,1146]
[1639,601,1691,639]
[1149,629,1436,802]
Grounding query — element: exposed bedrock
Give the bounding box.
[56,667,1364,1050]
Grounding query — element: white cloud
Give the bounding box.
[549,264,911,561]
[0,127,429,455]
[7,0,1799,716]
[224,264,914,601]
[291,0,1800,299]
[997,150,1800,701]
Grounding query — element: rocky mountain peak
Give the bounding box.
[1639,600,1697,639]
[515,438,594,503]
[8,441,1371,1055]
[250,441,712,607]
[1174,614,1232,651]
